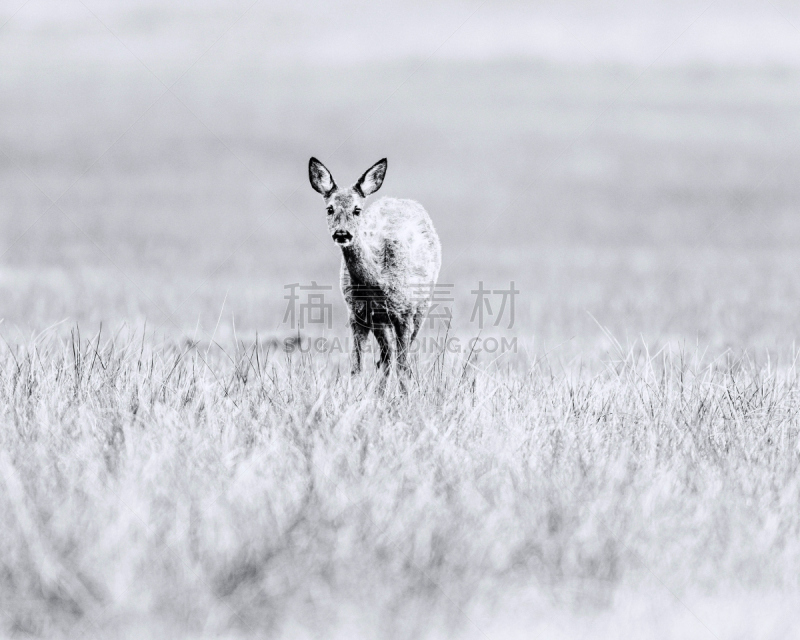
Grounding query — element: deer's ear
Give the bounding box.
[309,157,336,196]
[355,158,387,197]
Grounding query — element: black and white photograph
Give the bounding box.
[1,1,800,638]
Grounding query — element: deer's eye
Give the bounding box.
[353,207,361,216]
[326,206,334,215]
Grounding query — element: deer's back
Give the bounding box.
[362,197,441,286]
[340,197,441,317]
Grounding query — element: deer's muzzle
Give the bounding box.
[332,230,353,245]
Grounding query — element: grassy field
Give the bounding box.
[1,332,800,639]
[2,1,800,638]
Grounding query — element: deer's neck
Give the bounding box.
[341,234,383,290]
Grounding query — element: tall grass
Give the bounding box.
[1,327,799,638]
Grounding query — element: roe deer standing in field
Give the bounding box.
[309,158,442,376]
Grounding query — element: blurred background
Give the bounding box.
[1,0,800,353]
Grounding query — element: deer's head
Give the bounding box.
[308,158,387,248]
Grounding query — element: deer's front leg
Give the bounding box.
[350,319,370,374]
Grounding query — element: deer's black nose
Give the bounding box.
[332,230,352,244]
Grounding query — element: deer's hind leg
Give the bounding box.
[409,304,427,344]
[392,312,415,375]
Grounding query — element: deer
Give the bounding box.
[308,157,442,377]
